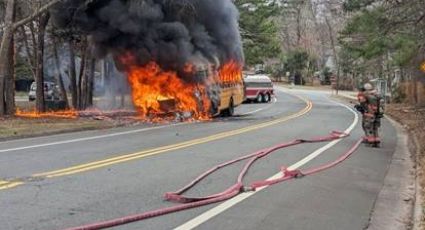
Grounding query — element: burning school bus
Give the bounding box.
[210,61,245,117]
[124,57,244,120]
[51,0,245,121]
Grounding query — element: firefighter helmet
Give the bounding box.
[364,83,373,91]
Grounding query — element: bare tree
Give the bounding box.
[68,41,78,109]
[0,0,16,115]
[0,0,89,116]
[76,39,87,109]
[34,12,50,112]
[52,39,69,108]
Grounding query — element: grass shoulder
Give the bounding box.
[0,117,118,141]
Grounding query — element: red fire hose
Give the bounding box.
[64,131,363,230]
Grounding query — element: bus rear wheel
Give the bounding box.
[221,98,234,117]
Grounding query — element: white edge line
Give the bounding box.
[0,123,185,153]
[0,95,279,153]
[174,97,359,230]
[239,97,278,116]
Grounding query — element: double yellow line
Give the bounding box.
[0,95,312,191]
[0,180,23,190]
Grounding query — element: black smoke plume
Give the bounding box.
[51,0,243,74]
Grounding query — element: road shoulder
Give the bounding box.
[334,91,417,229]
[366,116,416,230]
[0,117,120,141]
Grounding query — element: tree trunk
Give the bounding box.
[12,0,66,30]
[324,14,339,94]
[77,47,87,109]
[19,25,36,79]
[69,41,78,109]
[83,58,96,109]
[86,58,96,108]
[295,6,302,48]
[35,13,50,113]
[105,58,116,108]
[80,57,90,110]
[5,36,16,115]
[53,41,69,108]
[0,0,16,116]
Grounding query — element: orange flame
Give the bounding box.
[122,55,243,120]
[219,60,243,84]
[15,58,244,122]
[15,108,78,119]
[124,61,212,120]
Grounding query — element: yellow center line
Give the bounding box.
[44,106,311,177]
[0,181,24,190]
[3,94,313,191]
[35,99,312,178]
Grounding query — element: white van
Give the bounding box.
[28,82,61,101]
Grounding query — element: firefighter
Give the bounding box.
[355,83,384,147]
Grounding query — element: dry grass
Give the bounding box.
[386,104,425,229]
[0,117,117,140]
[16,101,35,110]
[15,91,28,97]
[0,100,141,141]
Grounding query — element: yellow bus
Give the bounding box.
[215,81,244,116]
[195,63,244,117]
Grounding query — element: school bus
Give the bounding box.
[216,79,245,116]
[194,63,244,117]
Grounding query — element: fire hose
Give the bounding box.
[65,131,363,230]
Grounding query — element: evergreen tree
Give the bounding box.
[235,0,281,66]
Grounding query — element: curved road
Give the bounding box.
[0,88,397,230]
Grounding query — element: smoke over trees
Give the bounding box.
[0,0,248,119]
[51,0,244,75]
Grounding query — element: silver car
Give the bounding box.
[28,82,61,101]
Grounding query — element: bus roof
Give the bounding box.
[243,74,272,83]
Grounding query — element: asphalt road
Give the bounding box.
[0,88,397,230]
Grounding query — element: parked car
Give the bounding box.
[243,75,274,103]
[28,82,61,101]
